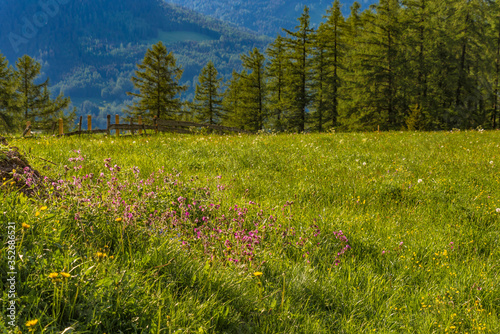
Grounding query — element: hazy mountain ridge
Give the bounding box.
[165,0,376,35]
[0,0,270,126]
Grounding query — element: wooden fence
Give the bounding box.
[22,115,251,137]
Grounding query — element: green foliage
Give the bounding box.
[127,42,187,120]
[15,55,73,131]
[236,48,268,131]
[193,61,224,124]
[282,7,315,132]
[0,53,18,132]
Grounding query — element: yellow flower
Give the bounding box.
[60,272,71,278]
[115,217,122,222]
[10,181,15,185]
[40,206,47,211]
[35,212,40,217]
[48,272,58,279]
[25,319,38,327]
[95,252,107,259]
[12,169,16,174]
[22,223,30,229]
[253,272,263,277]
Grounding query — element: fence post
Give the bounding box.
[115,115,120,136]
[130,118,135,135]
[78,116,82,134]
[22,121,31,137]
[107,115,111,135]
[87,115,92,132]
[58,118,64,136]
[138,116,143,135]
[154,116,158,134]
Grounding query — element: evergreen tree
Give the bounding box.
[16,55,72,130]
[313,0,347,131]
[282,6,315,132]
[222,70,244,128]
[0,53,18,132]
[127,42,186,120]
[238,48,267,131]
[489,1,500,129]
[346,0,404,130]
[266,36,288,131]
[193,61,224,125]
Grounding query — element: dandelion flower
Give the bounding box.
[60,272,71,278]
[95,252,107,259]
[40,206,47,211]
[48,273,58,279]
[25,319,38,327]
[115,217,122,222]
[35,212,40,217]
[22,223,30,229]
[253,272,263,277]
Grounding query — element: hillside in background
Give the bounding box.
[0,0,270,127]
[165,0,376,35]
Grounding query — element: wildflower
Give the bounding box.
[418,179,423,183]
[95,252,107,259]
[253,272,263,277]
[25,319,38,327]
[60,272,71,278]
[22,223,30,229]
[48,272,58,279]
[35,212,40,217]
[40,206,47,211]
[115,217,122,222]
[496,208,500,213]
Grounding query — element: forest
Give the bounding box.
[1,0,500,132]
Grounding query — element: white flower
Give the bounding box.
[496,208,500,213]
[418,179,423,183]
[490,161,494,164]
[363,162,367,166]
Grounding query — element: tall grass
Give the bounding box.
[1,130,499,333]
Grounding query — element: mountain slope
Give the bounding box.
[165,0,377,36]
[0,0,270,126]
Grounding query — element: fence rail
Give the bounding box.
[22,115,251,138]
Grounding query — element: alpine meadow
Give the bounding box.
[1,0,500,333]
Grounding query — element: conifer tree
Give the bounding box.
[193,61,224,124]
[282,6,315,132]
[0,53,18,132]
[313,0,346,131]
[16,55,72,130]
[347,0,404,130]
[238,48,267,131]
[266,36,288,131]
[127,42,186,120]
[222,70,244,128]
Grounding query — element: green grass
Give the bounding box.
[1,131,499,333]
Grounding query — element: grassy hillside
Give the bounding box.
[1,130,499,333]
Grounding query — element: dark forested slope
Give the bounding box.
[0,0,270,126]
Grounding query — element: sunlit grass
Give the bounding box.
[1,130,499,333]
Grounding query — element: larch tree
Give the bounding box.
[282,6,315,132]
[16,55,72,130]
[127,41,186,120]
[0,53,18,132]
[238,48,267,131]
[266,35,288,132]
[193,61,224,125]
